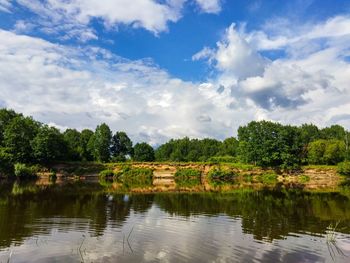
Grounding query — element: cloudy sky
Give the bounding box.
[1,0,350,145]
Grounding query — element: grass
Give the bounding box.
[299,175,310,183]
[260,173,278,184]
[174,168,202,187]
[208,167,237,186]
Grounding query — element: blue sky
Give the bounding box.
[0,0,350,144]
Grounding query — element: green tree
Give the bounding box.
[63,129,82,161]
[0,108,21,145]
[219,137,239,156]
[321,125,346,140]
[133,142,155,162]
[80,129,94,161]
[323,139,346,164]
[3,116,40,163]
[238,121,303,168]
[89,123,112,162]
[299,123,320,144]
[110,131,133,161]
[31,125,67,163]
[307,139,327,164]
[0,147,14,176]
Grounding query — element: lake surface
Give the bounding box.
[0,180,350,262]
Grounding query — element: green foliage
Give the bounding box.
[308,139,345,165]
[299,175,310,183]
[219,137,239,156]
[80,129,94,161]
[99,169,115,178]
[321,125,346,140]
[133,142,155,162]
[0,108,21,145]
[88,123,112,162]
[63,129,82,161]
[155,137,226,162]
[14,163,39,178]
[114,166,153,188]
[299,123,320,144]
[3,116,40,163]
[259,173,278,184]
[208,168,237,186]
[110,131,133,161]
[208,156,238,163]
[238,121,303,169]
[174,168,201,187]
[337,161,350,176]
[0,147,14,176]
[31,125,67,163]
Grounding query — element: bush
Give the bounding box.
[338,161,350,176]
[99,169,115,178]
[260,173,278,184]
[208,168,236,186]
[174,168,201,187]
[114,166,154,188]
[14,163,39,178]
[208,156,238,163]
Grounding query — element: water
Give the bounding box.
[0,180,350,262]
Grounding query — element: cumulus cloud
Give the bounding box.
[0,29,253,145]
[195,17,350,129]
[0,0,12,12]
[194,0,222,14]
[4,0,222,40]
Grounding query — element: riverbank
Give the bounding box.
[33,162,348,192]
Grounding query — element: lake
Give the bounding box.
[0,180,350,262]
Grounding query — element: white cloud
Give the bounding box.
[0,29,253,145]
[195,0,222,14]
[0,0,12,12]
[6,0,222,41]
[195,16,350,129]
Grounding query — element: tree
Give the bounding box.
[89,123,112,162]
[299,123,320,145]
[219,137,239,156]
[323,140,345,165]
[238,121,303,168]
[80,129,94,161]
[307,139,327,164]
[63,129,82,161]
[133,142,155,162]
[31,125,67,163]
[0,147,14,176]
[3,116,40,163]
[0,108,21,145]
[321,125,346,140]
[110,131,133,161]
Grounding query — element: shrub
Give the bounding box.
[259,173,278,184]
[115,166,154,188]
[299,175,310,183]
[99,169,115,178]
[208,156,238,163]
[14,163,39,178]
[174,168,201,187]
[338,161,350,176]
[208,168,236,186]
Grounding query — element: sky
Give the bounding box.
[1,0,350,145]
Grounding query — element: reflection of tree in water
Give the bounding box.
[154,191,350,242]
[0,181,153,248]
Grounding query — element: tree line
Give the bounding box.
[0,108,349,175]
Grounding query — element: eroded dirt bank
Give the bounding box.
[42,162,347,192]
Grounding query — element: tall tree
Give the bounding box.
[63,129,82,161]
[31,125,67,163]
[89,123,112,162]
[0,108,21,145]
[133,142,155,162]
[110,131,133,161]
[3,116,40,163]
[80,129,94,161]
[219,137,239,156]
[238,121,303,168]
